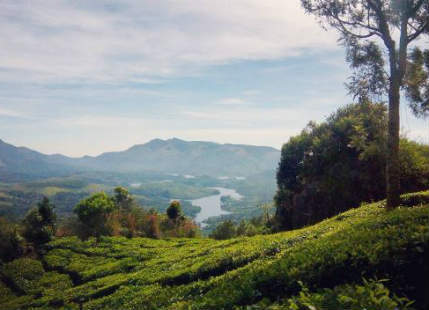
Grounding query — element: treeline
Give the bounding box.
[0,187,199,262]
[209,216,271,240]
[274,101,429,231]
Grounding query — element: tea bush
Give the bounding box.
[245,279,414,310]
[0,190,427,310]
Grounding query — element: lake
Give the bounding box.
[192,187,242,225]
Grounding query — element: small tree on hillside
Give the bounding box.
[209,220,237,240]
[74,192,116,240]
[0,217,24,261]
[23,197,56,246]
[300,0,429,209]
[113,186,135,212]
[167,200,183,221]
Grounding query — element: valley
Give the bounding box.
[0,139,278,232]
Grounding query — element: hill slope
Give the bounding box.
[71,138,280,177]
[1,191,428,310]
[0,139,78,182]
[0,138,280,181]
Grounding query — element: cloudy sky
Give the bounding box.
[1,0,428,157]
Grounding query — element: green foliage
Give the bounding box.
[0,217,24,262]
[209,220,237,240]
[112,187,134,212]
[405,47,429,118]
[22,197,57,245]
[251,279,414,310]
[275,101,429,230]
[1,191,428,310]
[1,258,44,294]
[132,182,219,201]
[0,280,16,304]
[73,192,116,240]
[210,218,267,240]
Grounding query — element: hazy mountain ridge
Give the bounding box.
[0,138,280,181]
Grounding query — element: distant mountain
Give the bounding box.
[0,138,280,181]
[0,139,78,182]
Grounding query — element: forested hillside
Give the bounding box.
[1,191,428,310]
[0,138,279,181]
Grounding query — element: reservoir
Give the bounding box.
[192,187,242,225]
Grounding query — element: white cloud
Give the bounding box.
[0,107,29,118]
[0,0,338,84]
[242,90,261,96]
[216,98,247,105]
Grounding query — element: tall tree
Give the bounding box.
[300,0,429,209]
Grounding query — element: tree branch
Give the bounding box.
[408,21,429,43]
[411,0,426,15]
[367,0,395,51]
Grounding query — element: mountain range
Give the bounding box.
[0,138,280,182]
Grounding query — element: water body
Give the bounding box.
[192,187,242,225]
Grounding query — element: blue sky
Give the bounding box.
[0,0,427,157]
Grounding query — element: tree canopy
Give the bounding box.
[73,192,116,240]
[23,197,57,246]
[275,101,429,230]
[300,0,429,209]
[167,200,183,220]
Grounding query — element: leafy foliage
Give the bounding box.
[250,279,414,310]
[166,200,182,220]
[0,191,428,310]
[405,47,429,117]
[209,217,268,240]
[73,192,117,240]
[275,101,429,230]
[0,217,24,262]
[22,197,57,246]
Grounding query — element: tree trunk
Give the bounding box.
[386,72,401,210]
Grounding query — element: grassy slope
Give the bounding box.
[1,191,428,310]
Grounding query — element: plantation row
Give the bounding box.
[1,191,428,310]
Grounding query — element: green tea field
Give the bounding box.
[1,191,428,310]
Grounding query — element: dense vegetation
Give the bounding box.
[0,191,428,309]
[275,101,429,230]
[0,170,277,235]
[0,175,218,220]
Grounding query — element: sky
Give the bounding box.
[0,0,428,157]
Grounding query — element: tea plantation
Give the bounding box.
[1,191,428,310]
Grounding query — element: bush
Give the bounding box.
[167,201,183,220]
[251,279,414,310]
[209,220,237,240]
[1,258,44,294]
[0,281,16,304]
[0,217,24,262]
[2,191,427,310]
[22,197,56,246]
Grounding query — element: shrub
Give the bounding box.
[209,220,237,240]
[1,258,44,294]
[0,281,15,304]
[22,197,56,246]
[0,217,24,262]
[251,279,414,310]
[167,201,183,220]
